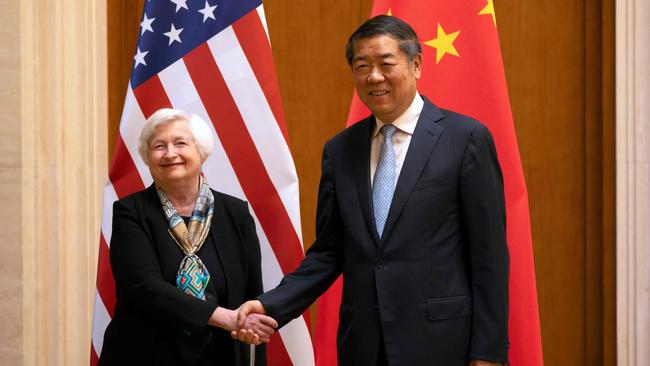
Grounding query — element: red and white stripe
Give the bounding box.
[91,6,315,366]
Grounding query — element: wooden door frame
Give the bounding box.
[584,0,616,365]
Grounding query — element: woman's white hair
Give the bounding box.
[138,108,214,166]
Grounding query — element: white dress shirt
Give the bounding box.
[370,92,424,187]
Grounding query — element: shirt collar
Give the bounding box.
[373,92,424,137]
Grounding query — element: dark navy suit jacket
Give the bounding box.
[259,96,509,366]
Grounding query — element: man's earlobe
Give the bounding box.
[413,54,423,72]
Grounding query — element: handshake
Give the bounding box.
[210,300,277,346]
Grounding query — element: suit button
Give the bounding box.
[376,263,384,269]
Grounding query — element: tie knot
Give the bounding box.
[382,124,397,140]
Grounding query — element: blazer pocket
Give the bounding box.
[426,295,472,321]
[413,176,450,192]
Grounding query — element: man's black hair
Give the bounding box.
[345,15,422,65]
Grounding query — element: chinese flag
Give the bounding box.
[314,1,544,365]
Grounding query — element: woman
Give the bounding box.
[99,108,276,365]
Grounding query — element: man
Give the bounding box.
[236,15,509,366]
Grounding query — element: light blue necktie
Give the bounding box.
[372,124,397,238]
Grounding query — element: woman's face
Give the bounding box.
[147,119,203,187]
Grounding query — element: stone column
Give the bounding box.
[0,0,24,364]
[616,0,650,365]
[0,1,108,365]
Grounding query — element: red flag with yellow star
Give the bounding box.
[314,1,544,365]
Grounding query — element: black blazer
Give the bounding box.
[259,96,509,366]
[99,185,265,366]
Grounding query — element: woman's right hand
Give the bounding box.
[209,306,277,345]
[208,307,239,332]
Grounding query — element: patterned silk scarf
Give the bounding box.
[157,175,214,300]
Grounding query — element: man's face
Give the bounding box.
[351,35,421,123]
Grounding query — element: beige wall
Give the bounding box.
[0,0,23,364]
[0,0,107,365]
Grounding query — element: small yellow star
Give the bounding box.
[387,8,392,16]
[424,23,461,64]
[478,0,497,27]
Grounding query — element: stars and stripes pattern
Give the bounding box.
[90,1,315,365]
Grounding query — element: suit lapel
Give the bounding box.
[208,192,240,308]
[381,99,444,242]
[352,117,381,244]
[144,184,184,257]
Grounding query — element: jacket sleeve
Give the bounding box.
[459,124,510,364]
[110,199,217,334]
[258,142,345,327]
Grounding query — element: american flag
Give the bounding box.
[90,0,315,365]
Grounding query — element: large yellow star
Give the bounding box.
[478,0,497,27]
[424,23,461,64]
[387,8,392,16]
